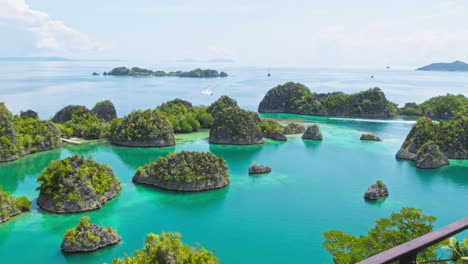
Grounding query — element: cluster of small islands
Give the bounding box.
[0,80,466,262]
[92,67,228,78]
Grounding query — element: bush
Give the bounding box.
[376,179,385,187]
[157,99,213,132]
[112,232,218,264]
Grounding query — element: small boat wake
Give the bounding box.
[330,117,416,124]
[201,88,213,96]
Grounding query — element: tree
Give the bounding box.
[112,232,218,264]
[323,208,436,263]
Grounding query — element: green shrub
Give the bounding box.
[376,179,385,187]
[112,232,218,264]
[156,99,212,133]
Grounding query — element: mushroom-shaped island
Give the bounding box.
[111,109,175,147]
[283,122,305,135]
[302,125,323,140]
[61,216,121,253]
[364,180,389,201]
[360,133,381,141]
[209,107,264,145]
[0,187,31,224]
[133,151,230,192]
[91,100,117,122]
[37,155,121,213]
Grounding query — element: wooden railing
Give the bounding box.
[357,217,468,264]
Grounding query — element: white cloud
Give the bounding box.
[0,0,100,51]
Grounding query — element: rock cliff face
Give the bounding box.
[259,119,286,141]
[92,100,117,122]
[283,122,305,135]
[133,151,230,191]
[415,143,450,169]
[264,131,287,141]
[360,133,381,141]
[258,82,397,117]
[396,117,467,166]
[0,187,30,224]
[302,125,323,140]
[364,181,389,201]
[111,109,175,147]
[209,107,264,145]
[37,155,121,213]
[61,217,121,253]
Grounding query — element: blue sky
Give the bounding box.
[0,0,467,67]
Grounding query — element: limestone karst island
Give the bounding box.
[0,1,467,264]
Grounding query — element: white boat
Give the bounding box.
[201,88,213,95]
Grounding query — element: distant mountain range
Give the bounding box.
[416,60,468,72]
[0,57,73,61]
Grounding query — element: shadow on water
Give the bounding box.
[0,148,61,192]
[134,184,229,209]
[209,143,264,173]
[364,197,388,208]
[396,158,468,187]
[302,139,323,149]
[260,112,413,136]
[111,145,176,169]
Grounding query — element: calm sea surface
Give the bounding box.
[0,61,467,263]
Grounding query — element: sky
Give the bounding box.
[0,0,467,68]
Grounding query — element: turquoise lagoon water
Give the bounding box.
[0,62,467,263]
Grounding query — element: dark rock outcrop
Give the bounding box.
[111,109,175,147]
[92,72,100,76]
[61,216,120,253]
[360,133,381,141]
[133,151,230,191]
[209,107,263,145]
[92,100,117,122]
[259,119,286,141]
[37,155,121,213]
[364,180,389,201]
[19,109,39,119]
[264,131,287,141]
[248,163,272,174]
[415,143,450,169]
[52,105,92,124]
[302,125,323,140]
[283,122,305,135]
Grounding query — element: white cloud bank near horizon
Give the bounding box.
[0,0,467,67]
[0,0,100,52]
